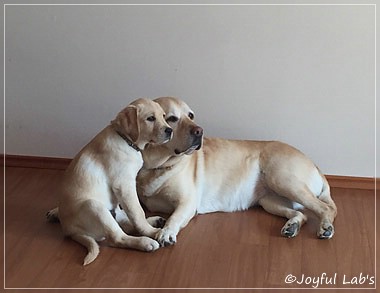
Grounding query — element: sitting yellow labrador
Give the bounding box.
[137,97,337,246]
[47,98,172,265]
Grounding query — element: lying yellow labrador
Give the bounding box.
[47,98,172,265]
[137,97,337,246]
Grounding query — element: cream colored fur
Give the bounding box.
[47,98,172,265]
[137,97,337,246]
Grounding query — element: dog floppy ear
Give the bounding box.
[111,105,140,143]
[124,105,140,142]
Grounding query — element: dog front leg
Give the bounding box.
[155,198,197,247]
[113,183,159,239]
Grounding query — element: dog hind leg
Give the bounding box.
[259,193,307,238]
[265,183,336,239]
[73,200,160,265]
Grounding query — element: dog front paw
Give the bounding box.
[155,227,177,247]
[318,222,334,239]
[139,237,160,252]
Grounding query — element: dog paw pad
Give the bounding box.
[281,222,299,238]
[155,217,166,228]
[318,225,334,239]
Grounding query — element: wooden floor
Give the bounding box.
[2,167,378,292]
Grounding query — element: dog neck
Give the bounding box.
[141,145,183,170]
[114,130,141,152]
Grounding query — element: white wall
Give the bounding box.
[4,4,375,177]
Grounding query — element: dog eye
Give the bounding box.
[188,113,194,120]
[166,116,179,123]
[147,116,156,122]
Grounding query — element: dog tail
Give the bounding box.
[319,173,330,199]
[318,172,337,217]
[72,234,100,266]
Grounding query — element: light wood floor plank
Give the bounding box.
[3,167,377,291]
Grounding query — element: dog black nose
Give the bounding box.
[165,127,173,136]
[191,126,203,137]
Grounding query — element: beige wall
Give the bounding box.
[4,4,376,177]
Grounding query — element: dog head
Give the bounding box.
[153,97,203,157]
[140,96,204,169]
[111,98,173,149]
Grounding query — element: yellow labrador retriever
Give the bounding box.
[137,97,337,246]
[47,98,172,265]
